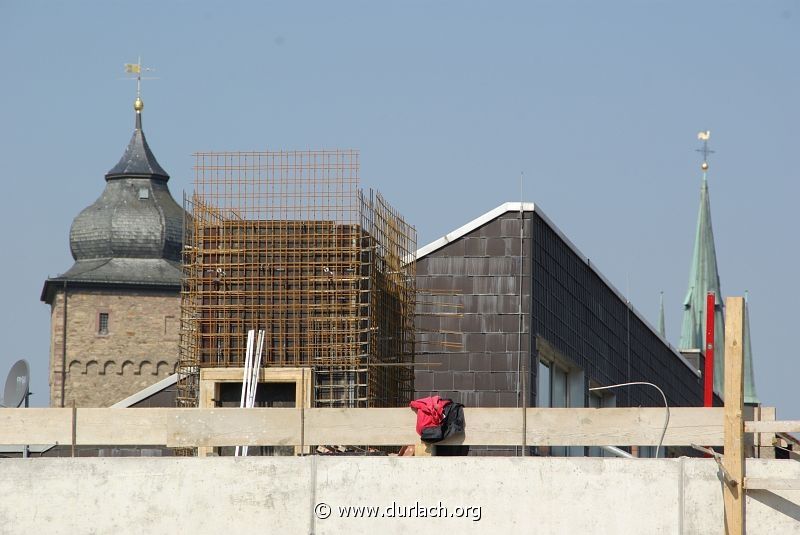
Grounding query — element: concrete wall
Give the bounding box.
[1,457,798,534]
[48,287,180,408]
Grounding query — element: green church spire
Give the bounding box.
[679,131,758,402]
[680,131,726,395]
[680,170,726,394]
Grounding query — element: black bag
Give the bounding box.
[420,399,465,444]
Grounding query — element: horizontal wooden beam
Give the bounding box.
[78,408,171,446]
[521,407,722,447]
[745,478,800,491]
[167,409,301,448]
[0,409,72,445]
[0,407,726,448]
[744,420,800,433]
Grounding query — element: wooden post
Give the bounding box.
[71,400,76,458]
[754,406,776,459]
[723,296,745,535]
[197,372,216,457]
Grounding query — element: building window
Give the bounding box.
[587,388,617,457]
[536,360,550,408]
[536,359,570,409]
[98,312,109,335]
[588,392,605,457]
[164,315,176,335]
[536,359,574,457]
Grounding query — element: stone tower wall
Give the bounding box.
[48,287,180,407]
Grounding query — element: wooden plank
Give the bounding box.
[0,406,726,447]
[166,408,301,447]
[723,296,745,535]
[524,407,723,446]
[751,406,775,459]
[197,372,217,457]
[305,407,527,446]
[753,406,776,459]
[744,420,800,433]
[76,409,171,445]
[71,402,76,456]
[304,408,417,445]
[200,367,309,383]
[745,478,800,491]
[0,408,72,445]
[196,367,313,456]
[171,407,721,447]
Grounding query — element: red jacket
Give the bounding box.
[409,396,451,435]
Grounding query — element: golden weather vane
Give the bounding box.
[123,57,157,113]
[696,130,714,171]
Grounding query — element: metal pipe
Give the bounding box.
[590,381,670,458]
[704,291,715,407]
[602,445,636,459]
[519,203,527,456]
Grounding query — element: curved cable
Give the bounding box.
[589,381,670,459]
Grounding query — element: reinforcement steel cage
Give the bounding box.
[177,151,415,410]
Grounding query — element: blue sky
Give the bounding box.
[1,1,798,417]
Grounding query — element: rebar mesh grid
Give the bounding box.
[177,150,415,410]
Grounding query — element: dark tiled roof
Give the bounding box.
[57,257,182,284]
[41,258,181,302]
[68,178,183,261]
[42,107,185,304]
[105,113,169,181]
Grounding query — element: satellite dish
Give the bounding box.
[3,359,30,408]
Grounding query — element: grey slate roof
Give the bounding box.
[55,258,182,286]
[105,113,169,181]
[41,108,184,304]
[68,177,183,261]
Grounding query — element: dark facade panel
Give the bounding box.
[529,211,703,407]
[415,208,704,418]
[415,213,533,408]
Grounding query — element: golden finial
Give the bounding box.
[696,130,713,171]
[134,96,144,112]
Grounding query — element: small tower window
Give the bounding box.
[98,312,109,335]
[138,188,150,200]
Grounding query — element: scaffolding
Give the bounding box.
[177,150,416,410]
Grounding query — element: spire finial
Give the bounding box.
[124,57,155,115]
[696,130,714,173]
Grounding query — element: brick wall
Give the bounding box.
[48,287,180,407]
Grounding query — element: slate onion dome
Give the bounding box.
[68,96,183,263]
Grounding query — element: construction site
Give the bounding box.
[1,297,799,533]
[176,150,417,420]
[7,146,800,531]
[9,79,800,533]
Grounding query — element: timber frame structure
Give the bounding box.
[176,150,416,411]
[2,297,793,534]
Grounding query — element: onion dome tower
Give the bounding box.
[41,74,184,409]
[43,95,183,293]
